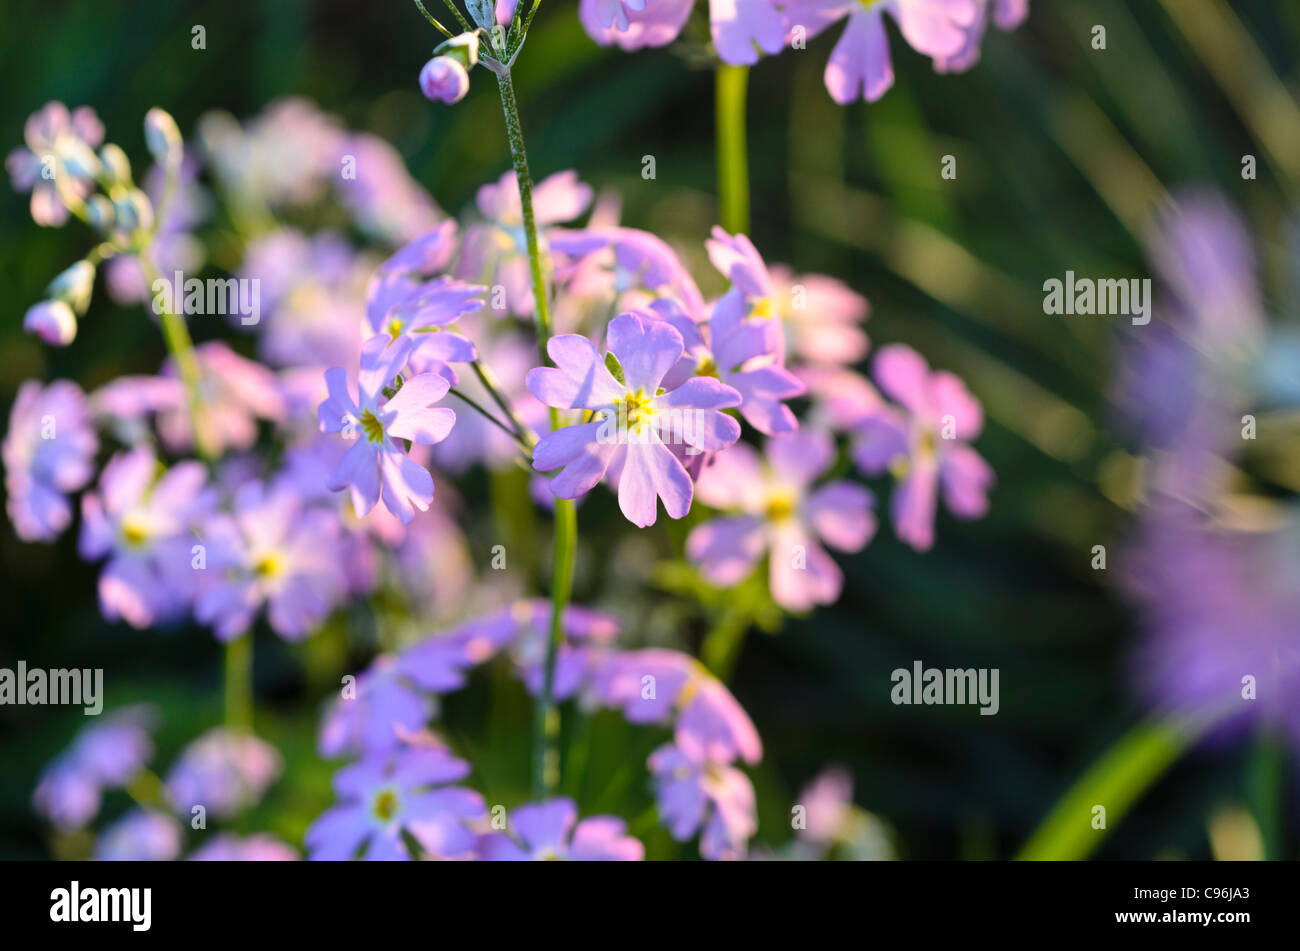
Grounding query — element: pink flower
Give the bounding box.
[317,334,456,524]
[6,102,103,227]
[852,344,993,551]
[712,0,787,65]
[768,265,870,365]
[526,311,742,527]
[23,300,77,347]
[419,57,470,104]
[158,342,287,454]
[688,430,876,611]
[579,0,694,50]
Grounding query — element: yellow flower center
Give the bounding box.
[386,317,404,339]
[696,356,719,379]
[121,515,150,549]
[254,551,284,579]
[372,788,399,822]
[764,488,798,522]
[616,388,654,433]
[750,297,774,319]
[359,409,385,444]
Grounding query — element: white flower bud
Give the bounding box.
[46,260,96,315]
[98,143,133,186]
[144,108,183,165]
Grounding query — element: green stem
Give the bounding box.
[700,600,752,682]
[715,64,751,235]
[471,359,537,446]
[224,635,254,734]
[494,64,578,800]
[1016,716,1202,860]
[449,387,532,454]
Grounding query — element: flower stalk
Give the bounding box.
[716,64,751,235]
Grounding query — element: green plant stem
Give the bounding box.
[449,387,532,454]
[700,600,752,683]
[471,359,536,446]
[224,634,254,734]
[494,64,578,799]
[1016,716,1202,860]
[716,63,751,235]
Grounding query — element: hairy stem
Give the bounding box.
[495,64,576,799]
[716,64,751,235]
[224,634,254,734]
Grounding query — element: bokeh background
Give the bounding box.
[2,0,1297,859]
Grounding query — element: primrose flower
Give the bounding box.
[550,225,707,321]
[165,728,284,820]
[527,311,743,527]
[158,341,287,455]
[79,448,209,628]
[784,0,982,104]
[6,102,104,226]
[95,810,182,862]
[3,379,97,542]
[305,744,486,860]
[852,344,993,551]
[579,0,694,51]
[318,334,456,524]
[649,742,757,860]
[689,431,876,611]
[319,655,437,759]
[367,275,484,377]
[188,834,297,861]
[33,705,157,830]
[457,169,592,317]
[479,798,644,861]
[23,300,79,347]
[768,265,870,365]
[420,57,471,105]
[933,0,1029,73]
[194,482,343,641]
[712,0,787,65]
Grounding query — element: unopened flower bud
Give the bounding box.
[46,260,96,315]
[23,300,77,347]
[466,0,495,29]
[144,108,183,166]
[112,189,154,233]
[434,32,479,70]
[98,143,133,186]
[85,195,114,231]
[419,56,470,105]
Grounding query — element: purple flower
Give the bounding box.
[852,344,993,551]
[158,342,287,455]
[95,809,182,861]
[594,649,763,764]
[3,379,97,542]
[305,744,486,860]
[318,334,456,524]
[79,448,209,628]
[579,0,694,51]
[796,766,855,845]
[479,798,643,860]
[194,482,343,641]
[648,743,756,860]
[508,600,620,700]
[457,170,593,317]
[527,310,743,526]
[6,102,103,226]
[932,0,1028,73]
[712,0,787,65]
[420,57,470,104]
[365,273,484,379]
[795,365,883,432]
[188,833,297,861]
[165,728,283,820]
[33,705,157,829]
[768,265,870,365]
[689,431,876,611]
[785,0,982,104]
[335,133,445,245]
[319,655,436,759]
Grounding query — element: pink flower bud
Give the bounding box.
[24,300,77,347]
[419,57,470,105]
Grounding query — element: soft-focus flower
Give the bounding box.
[6,102,103,226]
[23,300,78,346]
[527,310,743,526]
[188,833,297,861]
[457,170,592,317]
[648,743,756,860]
[3,380,97,542]
[305,744,485,860]
[579,0,694,51]
[479,798,643,860]
[768,265,869,365]
[79,448,209,628]
[933,0,1029,73]
[319,655,437,759]
[594,649,762,764]
[95,809,182,861]
[194,482,342,641]
[365,267,484,379]
[852,344,993,551]
[166,728,283,820]
[158,341,287,455]
[712,0,786,65]
[689,431,876,611]
[33,706,157,829]
[785,0,983,104]
[318,334,456,523]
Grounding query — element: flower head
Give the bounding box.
[96,809,183,861]
[648,743,756,860]
[33,705,157,829]
[3,379,97,542]
[6,102,103,226]
[479,797,643,860]
[165,728,283,820]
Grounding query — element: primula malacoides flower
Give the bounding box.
[6,102,103,226]
[165,727,283,820]
[34,705,157,829]
[3,379,97,542]
[853,344,993,551]
[649,742,757,861]
[318,334,456,524]
[527,311,743,526]
[688,430,876,611]
[478,797,644,861]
